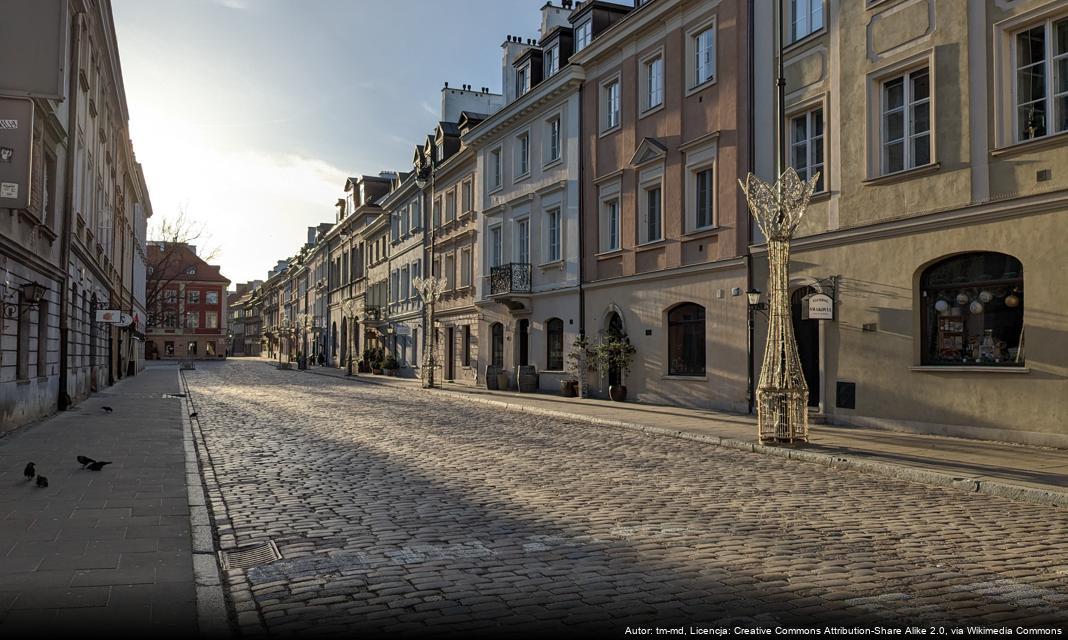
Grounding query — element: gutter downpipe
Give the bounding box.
[576,80,588,398]
[746,0,755,415]
[58,7,83,412]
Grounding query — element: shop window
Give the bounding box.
[165,341,175,356]
[921,252,1024,366]
[668,303,705,376]
[187,341,198,355]
[546,318,564,371]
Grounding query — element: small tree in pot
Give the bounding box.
[382,354,399,376]
[564,334,598,398]
[595,332,636,402]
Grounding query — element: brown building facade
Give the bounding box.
[145,243,229,360]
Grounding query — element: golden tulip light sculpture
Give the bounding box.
[739,167,821,444]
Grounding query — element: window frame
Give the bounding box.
[637,165,664,245]
[514,129,531,181]
[489,223,504,268]
[545,207,562,263]
[516,63,531,97]
[488,146,504,193]
[575,19,592,52]
[1010,15,1068,143]
[879,66,932,176]
[545,114,562,166]
[515,216,531,265]
[601,74,622,134]
[789,104,826,193]
[639,48,665,116]
[789,0,825,44]
[545,317,564,371]
[667,303,706,377]
[683,139,718,233]
[867,51,937,180]
[545,43,560,77]
[686,16,717,94]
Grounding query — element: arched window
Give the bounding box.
[921,252,1023,366]
[668,303,705,376]
[491,322,504,368]
[545,318,564,370]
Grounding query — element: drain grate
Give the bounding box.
[219,540,282,570]
[161,393,187,399]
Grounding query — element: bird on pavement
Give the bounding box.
[36,475,48,488]
[102,406,113,414]
[24,462,35,480]
[86,461,112,471]
[189,412,198,419]
[77,455,95,468]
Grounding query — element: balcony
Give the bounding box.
[489,263,532,312]
[490,263,532,295]
[363,305,383,322]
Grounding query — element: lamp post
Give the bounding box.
[415,162,438,390]
[342,298,358,375]
[412,276,446,388]
[746,288,767,415]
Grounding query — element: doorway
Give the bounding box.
[446,327,455,380]
[791,287,820,408]
[605,311,623,387]
[517,319,529,366]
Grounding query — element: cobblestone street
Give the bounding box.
[184,360,1068,637]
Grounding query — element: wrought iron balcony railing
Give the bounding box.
[363,305,383,321]
[490,263,532,296]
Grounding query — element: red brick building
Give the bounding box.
[144,243,230,360]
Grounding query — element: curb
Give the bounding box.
[283,361,1068,509]
[178,368,243,638]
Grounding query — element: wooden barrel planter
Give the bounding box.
[486,365,500,390]
[516,366,539,393]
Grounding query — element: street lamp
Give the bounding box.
[745,288,767,415]
[341,298,359,375]
[415,159,439,391]
[412,276,446,388]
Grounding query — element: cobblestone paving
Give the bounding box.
[184,360,1068,637]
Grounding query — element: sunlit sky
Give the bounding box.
[112,0,569,286]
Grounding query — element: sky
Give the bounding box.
[111,0,558,286]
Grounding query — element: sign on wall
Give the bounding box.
[803,293,834,321]
[0,0,69,100]
[0,96,33,210]
[96,310,133,327]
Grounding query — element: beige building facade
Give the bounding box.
[750,0,1068,446]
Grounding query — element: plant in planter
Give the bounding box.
[564,334,598,398]
[595,332,636,402]
[381,355,399,376]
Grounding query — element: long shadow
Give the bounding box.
[185,361,1068,637]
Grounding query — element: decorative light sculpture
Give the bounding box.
[739,167,820,444]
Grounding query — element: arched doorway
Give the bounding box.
[340,318,348,368]
[791,287,820,408]
[605,311,623,387]
[517,319,530,366]
[331,321,338,364]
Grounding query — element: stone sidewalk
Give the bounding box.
[0,364,202,634]
[283,359,1067,507]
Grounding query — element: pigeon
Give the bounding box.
[77,455,95,468]
[86,461,112,471]
[36,475,48,488]
[102,406,113,414]
[24,462,35,480]
[189,412,198,419]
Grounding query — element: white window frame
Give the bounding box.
[545,207,562,263]
[684,139,717,233]
[461,178,473,214]
[515,216,530,265]
[640,48,665,115]
[460,247,473,287]
[686,16,717,94]
[879,66,932,175]
[638,164,664,245]
[789,0,824,44]
[516,63,531,97]
[515,130,531,180]
[489,224,503,268]
[545,114,562,165]
[545,44,560,77]
[601,75,621,134]
[488,146,503,192]
[1010,15,1068,143]
[444,252,456,290]
[575,19,592,52]
[789,105,826,193]
[445,188,457,222]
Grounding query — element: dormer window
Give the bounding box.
[436,142,445,162]
[545,44,559,77]
[575,20,591,52]
[517,64,531,96]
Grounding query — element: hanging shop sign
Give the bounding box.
[803,293,834,320]
[0,96,33,210]
[96,310,133,326]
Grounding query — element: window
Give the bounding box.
[187,290,201,304]
[164,289,177,304]
[411,199,422,228]
[36,299,48,377]
[640,184,663,244]
[601,198,620,252]
[412,327,418,366]
[921,253,1024,367]
[516,132,530,178]
[547,116,561,163]
[206,290,219,305]
[186,266,197,275]
[401,265,409,299]
[545,44,559,77]
[693,25,716,87]
[516,218,530,264]
[547,208,562,262]
[1014,17,1068,141]
[603,80,620,131]
[489,147,503,190]
[463,325,471,366]
[695,168,714,229]
[444,253,456,290]
[668,303,705,376]
[436,141,444,162]
[461,180,473,213]
[491,322,504,368]
[881,68,931,174]
[791,0,824,42]
[490,225,503,267]
[790,107,825,191]
[185,312,199,329]
[205,311,218,329]
[545,318,564,370]
[16,292,30,380]
[575,20,591,51]
[517,64,530,96]
[164,312,177,328]
[446,189,456,222]
[460,248,472,287]
[433,197,442,227]
[165,341,175,356]
[643,54,664,111]
[187,341,197,355]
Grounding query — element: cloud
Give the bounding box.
[211,0,251,9]
[421,101,437,117]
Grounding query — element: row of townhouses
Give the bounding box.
[233,0,1067,448]
[2,1,152,433]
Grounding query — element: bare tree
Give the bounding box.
[144,208,220,327]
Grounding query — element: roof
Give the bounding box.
[146,242,230,284]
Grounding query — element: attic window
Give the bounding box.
[186,266,197,275]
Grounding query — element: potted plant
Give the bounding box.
[563,334,597,397]
[596,332,636,402]
[359,348,375,373]
[382,355,399,376]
